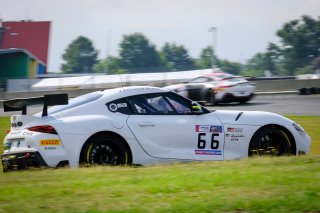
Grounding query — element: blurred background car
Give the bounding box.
[163,72,256,105]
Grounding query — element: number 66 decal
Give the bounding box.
[197,133,219,149]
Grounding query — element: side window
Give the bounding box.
[127,93,197,115]
[128,94,174,114]
[133,103,147,114]
[166,94,192,114]
[109,93,209,115]
[188,77,209,83]
[146,96,174,114]
[127,96,157,114]
[106,99,132,115]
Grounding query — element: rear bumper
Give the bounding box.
[1,151,47,172]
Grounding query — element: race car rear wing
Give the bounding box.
[2,94,68,116]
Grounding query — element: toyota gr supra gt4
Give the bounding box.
[1,86,310,172]
[164,72,256,105]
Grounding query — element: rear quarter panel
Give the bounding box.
[51,113,154,166]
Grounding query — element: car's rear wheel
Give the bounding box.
[249,126,295,157]
[206,91,216,106]
[81,134,130,166]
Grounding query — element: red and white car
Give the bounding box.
[164,72,256,105]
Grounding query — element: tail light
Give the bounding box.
[28,125,58,135]
[220,85,232,88]
[215,85,232,93]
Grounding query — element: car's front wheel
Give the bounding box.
[239,99,249,104]
[249,126,295,156]
[81,133,130,166]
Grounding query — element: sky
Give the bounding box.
[0,0,319,72]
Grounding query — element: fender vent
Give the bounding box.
[235,112,244,121]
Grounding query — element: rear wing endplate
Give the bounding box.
[2,94,68,116]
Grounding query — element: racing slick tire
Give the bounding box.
[239,99,248,104]
[2,164,8,173]
[80,133,131,166]
[248,125,295,157]
[206,91,216,106]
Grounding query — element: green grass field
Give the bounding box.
[0,116,319,213]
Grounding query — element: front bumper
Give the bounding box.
[1,151,47,172]
[218,93,254,103]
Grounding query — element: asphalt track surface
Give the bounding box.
[209,94,320,116]
[0,94,319,116]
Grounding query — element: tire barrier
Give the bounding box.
[299,87,320,95]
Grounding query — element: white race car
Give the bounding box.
[1,86,311,172]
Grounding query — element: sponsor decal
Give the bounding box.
[231,134,244,138]
[195,125,222,133]
[23,132,33,136]
[227,127,243,133]
[117,103,127,108]
[45,147,57,150]
[109,103,118,112]
[227,134,245,142]
[195,149,222,155]
[40,139,61,146]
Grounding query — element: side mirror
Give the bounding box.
[191,102,203,114]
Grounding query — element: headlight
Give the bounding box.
[293,122,305,132]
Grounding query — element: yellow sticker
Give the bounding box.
[40,139,61,146]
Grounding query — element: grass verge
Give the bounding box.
[286,116,320,155]
[0,156,319,212]
[0,116,319,212]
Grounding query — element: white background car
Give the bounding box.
[164,72,256,105]
[1,86,310,172]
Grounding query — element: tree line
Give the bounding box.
[61,15,320,76]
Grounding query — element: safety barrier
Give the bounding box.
[1,78,320,100]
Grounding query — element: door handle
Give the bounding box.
[139,122,155,127]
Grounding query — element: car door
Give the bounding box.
[126,92,225,160]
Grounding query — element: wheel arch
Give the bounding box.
[202,86,213,99]
[79,131,133,164]
[248,124,296,155]
[203,87,216,105]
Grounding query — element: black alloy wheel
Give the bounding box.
[249,126,295,157]
[82,134,130,166]
[206,90,216,106]
[239,99,248,104]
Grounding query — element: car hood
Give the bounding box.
[214,110,293,126]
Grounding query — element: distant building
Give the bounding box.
[0,20,51,78]
[0,48,46,78]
